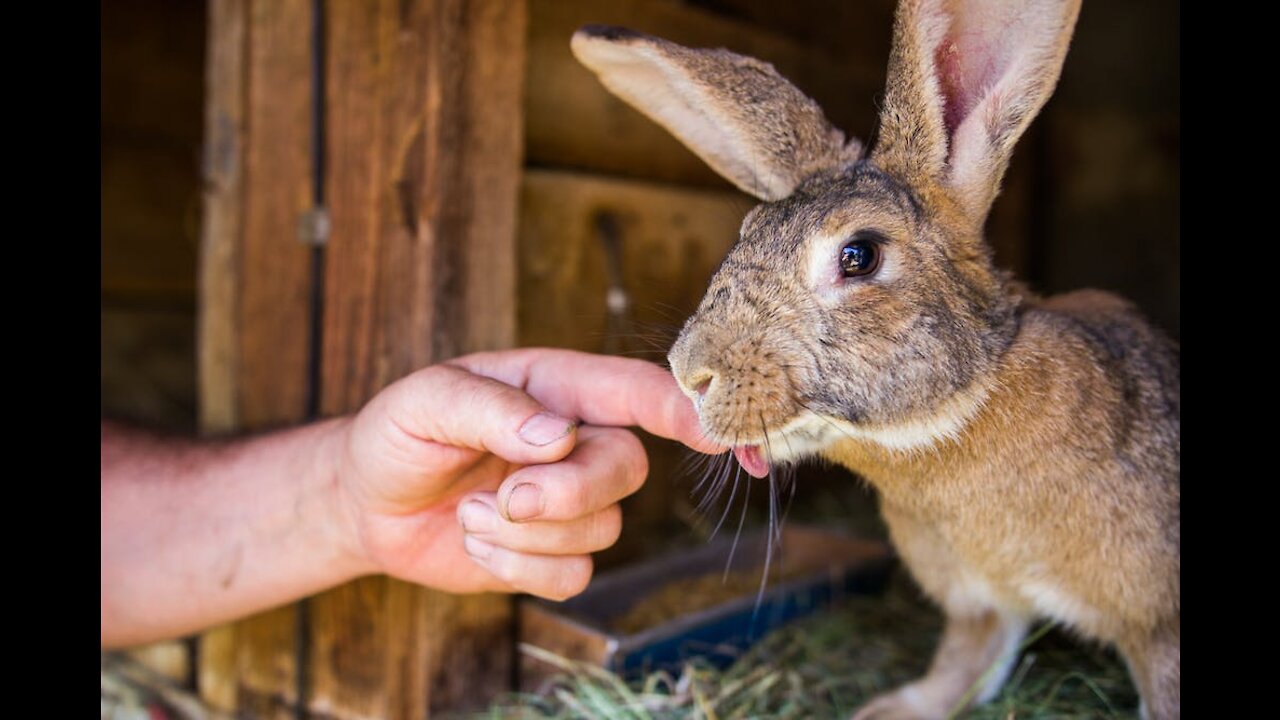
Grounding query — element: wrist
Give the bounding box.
[310,416,379,581]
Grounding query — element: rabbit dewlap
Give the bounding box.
[571,1,1179,719]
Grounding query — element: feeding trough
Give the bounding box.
[519,525,895,690]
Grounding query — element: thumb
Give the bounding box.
[383,364,578,465]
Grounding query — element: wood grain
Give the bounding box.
[196,0,248,710]
[197,0,313,716]
[197,0,246,438]
[308,0,526,715]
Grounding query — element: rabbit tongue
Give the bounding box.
[733,445,770,478]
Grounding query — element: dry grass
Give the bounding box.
[475,569,1138,720]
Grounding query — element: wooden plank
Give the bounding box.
[197,0,246,438]
[308,0,526,716]
[197,0,314,716]
[517,169,753,568]
[525,0,886,187]
[237,0,315,429]
[196,0,248,711]
[230,0,315,714]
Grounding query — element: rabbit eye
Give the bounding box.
[840,238,882,278]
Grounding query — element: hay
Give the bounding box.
[478,570,1138,719]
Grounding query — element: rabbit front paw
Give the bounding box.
[850,684,951,720]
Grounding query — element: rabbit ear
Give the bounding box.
[571,25,861,201]
[875,0,1081,221]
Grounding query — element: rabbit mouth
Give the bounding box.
[716,410,849,477]
[732,445,770,478]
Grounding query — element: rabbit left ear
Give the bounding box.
[571,25,862,201]
[875,0,1081,222]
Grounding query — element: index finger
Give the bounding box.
[449,349,726,454]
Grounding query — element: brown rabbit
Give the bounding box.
[571,1,1179,718]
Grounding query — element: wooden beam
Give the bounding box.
[306,0,526,716]
[197,0,246,439]
[196,0,248,710]
[197,0,314,716]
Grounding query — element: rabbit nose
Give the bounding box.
[678,367,716,400]
[668,330,720,400]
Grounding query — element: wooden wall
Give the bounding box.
[102,0,1178,715]
[196,0,525,716]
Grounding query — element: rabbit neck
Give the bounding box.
[817,297,1107,506]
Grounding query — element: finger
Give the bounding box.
[462,537,594,601]
[449,349,727,455]
[493,425,647,523]
[457,494,623,555]
[381,364,579,466]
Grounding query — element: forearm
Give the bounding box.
[100,418,372,648]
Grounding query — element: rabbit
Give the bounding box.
[570,1,1179,718]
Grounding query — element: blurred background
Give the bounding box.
[101,0,1179,432]
[101,0,1177,715]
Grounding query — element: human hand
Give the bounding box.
[329,348,723,600]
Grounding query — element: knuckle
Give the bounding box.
[417,363,465,394]
[548,473,592,520]
[472,376,515,412]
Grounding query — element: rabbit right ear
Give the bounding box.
[571,26,862,202]
[874,0,1081,223]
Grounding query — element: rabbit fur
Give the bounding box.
[571,1,1179,718]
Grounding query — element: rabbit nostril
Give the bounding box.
[694,378,712,397]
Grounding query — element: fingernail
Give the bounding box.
[464,535,494,562]
[518,412,576,446]
[504,483,544,521]
[458,500,497,534]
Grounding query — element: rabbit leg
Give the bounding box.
[1119,618,1180,720]
[853,504,1028,720]
[851,609,1028,720]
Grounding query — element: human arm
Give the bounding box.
[101,349,721,648]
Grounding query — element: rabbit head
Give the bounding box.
[572,0,1081,475]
